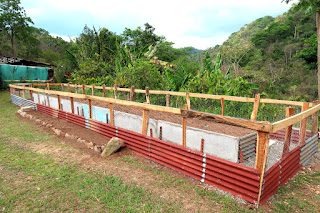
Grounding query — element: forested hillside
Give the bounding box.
[0,0,317,102]
[196,7,317,101]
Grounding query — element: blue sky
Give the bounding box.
[22,0,297,49]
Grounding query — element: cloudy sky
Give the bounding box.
[22,0,297,50]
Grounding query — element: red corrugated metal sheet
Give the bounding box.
[34,103,267,204]
[270,129,311,143]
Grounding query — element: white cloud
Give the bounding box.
[22,0,298,49]
[50,34,77,42]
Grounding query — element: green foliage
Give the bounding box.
[0,0,33,56]
[189,52,258,96]
[115,60,167,90]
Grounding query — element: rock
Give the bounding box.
[94,145,101,152]
[42,122,47,126]
[46,124,52,128]
[70,135,77,140]
[32,117,37,121]
[17,110,22,114]
[86,142,94,149]
[77,138,82,143]
[20,112,27,117]
[65,133,71,139]
[54,129,61,136]
[35,119,41,123]
[101,137,125,156]
[101,145,106,151]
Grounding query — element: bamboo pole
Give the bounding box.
[282,107,294,157]
[82,84,85,94]
[299,102,309,146]
[75,83,78,93]
[67,83,70,92]
[61,83,64,91]
[47,83,50,90]
[92,85,95,96]
[22,89,25,99]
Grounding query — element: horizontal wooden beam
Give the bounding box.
[181,109,272,132]
[272,103,320,133]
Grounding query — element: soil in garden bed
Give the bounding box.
[67,97,255,137]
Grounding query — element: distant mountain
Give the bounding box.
[186,47,204,55]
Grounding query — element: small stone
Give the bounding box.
[46,124,52,128]
[86,142,94,149]
[101,137,125,156]
[54,129,61,136]
[42,122,47,126]
[101,145,106,150]
[32,117,37,121]
[94,145,101,152]
[65,133,71,139]
[77,138,82,143]
[21,112,27,117]
[70,135,77,140]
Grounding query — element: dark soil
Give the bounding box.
[68,97,255,137]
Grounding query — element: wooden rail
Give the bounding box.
[10,83,320,206]
[62,83,308,107]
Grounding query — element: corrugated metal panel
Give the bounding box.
[270,128,312,143]
[300,134,318,166]
[239,132,256,159]
[11,94,36,108]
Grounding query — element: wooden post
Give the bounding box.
[102,85,106,97]
[255,131,270,206]
[220,98,224,116]
[57,95,62,110]
[30,90,33,101]
[12,87,15,95]
[255,131,269,172]
[130,86,135,101]
[92,85,95,96]
[166,94,170,107]
[61,83,64,91]
[22,89,25,99]
[311,100,319,136]
[114,84,118,99]
[75,83,78,93]
[88,99,92,119]
[82,84,85,94]
[37,92,40,104]
[145,87,150,104]
[18,89,20,97]
[282,107,294,157]
[251,94,260,121]
[186,92,191,110]
[47,83,50,90]
[67,83,70,92]
[182,104,187,147]
[46,93,50,107]
[142,109,149,135]
[70,97,74,114]
[299,102,309,146]
[109,103,114,126]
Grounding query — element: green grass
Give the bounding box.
[0,91,180,212]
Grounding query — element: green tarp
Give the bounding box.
[0,64,48,84]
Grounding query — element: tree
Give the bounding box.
[0,0,33,56]
[284,0,320,98]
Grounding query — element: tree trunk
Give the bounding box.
[10,32,15,57]
[317,9,320,99]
